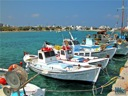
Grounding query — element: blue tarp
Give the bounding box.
[80,45,99,49]
[60,64,72,69]
[11,91,24,96]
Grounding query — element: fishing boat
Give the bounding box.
[90,0,128,55]
[23,46,101,83]
[0,66,45,96]
[56,45,109,69]
[61,32,117,59]
[23,52,38,63]
[91,30,115,44]
[87,29,128,55]
[110,0,128,55]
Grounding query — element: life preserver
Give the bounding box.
[100,44,106,51]
[62,46,71,50]
[8,64,18,71]
[20,61,23,66]
[95,48,99,52]
[41,47,52,52]
[54,45,61,50]
[0,77,6,85]
[117,39,122,45]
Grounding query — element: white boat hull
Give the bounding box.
[23,54,38,63]
[60,58,109,69]
[86,48,116,59]
[115,47,128,55]
[74,48,116,59]
[29,65,100,83]
[87,58,109,69]
[21,83,45,96]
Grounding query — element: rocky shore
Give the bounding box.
[107,59,128,96]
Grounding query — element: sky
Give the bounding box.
[0,0,128,27]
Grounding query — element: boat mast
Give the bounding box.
[121,0,125,36]
[127,18,128,27]
[69,31,74,40]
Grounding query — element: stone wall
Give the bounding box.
[107,60,128,96]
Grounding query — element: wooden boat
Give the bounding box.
[90,0,128,55]
[61,32,117,59]
[56,45,109,69]
[23,46,101,83]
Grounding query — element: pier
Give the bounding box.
[107,60,128,96]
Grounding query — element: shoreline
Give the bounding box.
[107,59,128,96]
[0,30,118,33]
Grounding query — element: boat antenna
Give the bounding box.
[43,42,47,47]
[126,0,128,27]
[117,0,127,37]
[121,0,125,36]
[126,8,128,27]
[115,9,120,28]
[61,32,65,46]
[69,31,74,40]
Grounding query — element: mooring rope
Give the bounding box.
[46,76,118,93]
[112,55,128,61]
[20,73,40,89]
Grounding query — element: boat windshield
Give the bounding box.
[67,50,72,54]
[44,51,55,58]
[124,32,128,41]
[72,40,80,45]
[79,53,84,56]
[68,41,72,45]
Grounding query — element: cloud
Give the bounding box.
[65,16,69,18]
[106,14,120,19]
[113,15,120,19]
[8,16,13,19]
[107,14,112,17]
[31,13,40,18]
[72,15,78,18]
[65,15,78,18]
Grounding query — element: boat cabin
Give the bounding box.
[82,38,95,45]
[63,39,81,52]
[92,30,109,43]
[63,39,80,46]
[38,47,57,64]
[59,46,73,60]
[74,51,86,56]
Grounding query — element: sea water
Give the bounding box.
[0,31,127,96]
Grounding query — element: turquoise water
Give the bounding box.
[0,31,127,96]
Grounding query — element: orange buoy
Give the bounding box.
[20,61,23,66]
[42,47,46,51]
[62,46,71,50]
[120,67,124,74]
[0,77,6,85]
[106,55,110,58]
[47,47,52,51]
[8,64,18,71]
[42,47,52,52]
